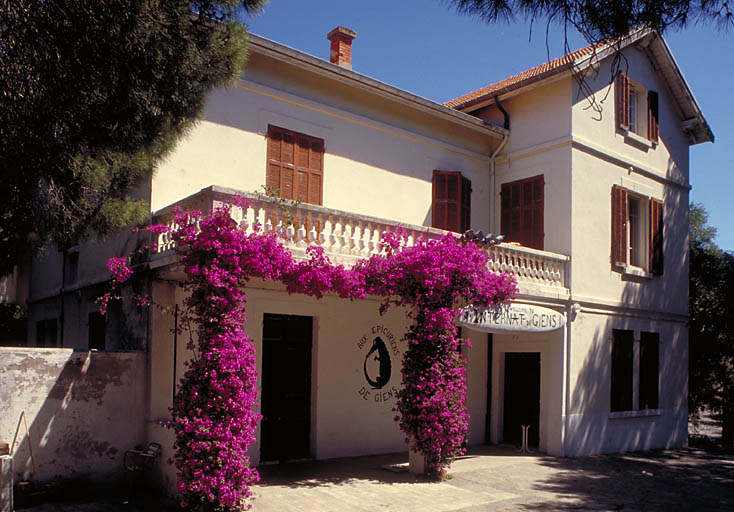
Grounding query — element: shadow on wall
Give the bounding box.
[0,349,146,486]
[568,183,688,455]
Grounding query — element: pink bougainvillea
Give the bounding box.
[107,202,517,510]
[354,232,517,474]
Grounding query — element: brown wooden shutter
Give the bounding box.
[531,177,544,249]
[647,90,659,143]
[650,199,664,275]
[612,185,628,266]
[500,175,544,250]
[266,126,323,205]
[432,171,468,233]
[460,175,471,232]
[618,72,630,130]
[266,126,283,195]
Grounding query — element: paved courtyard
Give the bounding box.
[18,444,734,511]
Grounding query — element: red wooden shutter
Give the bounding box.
[530,176,544,249]
[266,126,323,205]
[500,175,544,250]
[612,185,628,266]
[650,199,664,275]
[432,171,447,230]
[647,91,659,143]
[266,126,283,195]
[618,72,630,130]
[432,171,467,233]
[460,175,471,232]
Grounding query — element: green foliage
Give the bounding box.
[688,202,734,448]
[0,0,266,274]
[447,0,733,42]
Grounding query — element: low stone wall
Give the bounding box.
[0,348,146,485]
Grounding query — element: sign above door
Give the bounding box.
[457,303,565,333]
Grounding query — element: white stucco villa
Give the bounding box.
[1,25,712,495]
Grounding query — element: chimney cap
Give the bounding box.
[327,26,356,41]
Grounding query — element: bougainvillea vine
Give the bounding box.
[106,201,517,510]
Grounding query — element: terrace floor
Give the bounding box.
[18,444,734,511]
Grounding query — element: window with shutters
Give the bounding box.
[432,171,471,233]
[611,185,663,275]
[611,329,634,412]
[266,125,324,205]
[617,72,659,144]
[500,175,544,250]
[610,330,661,412]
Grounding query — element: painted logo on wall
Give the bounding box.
[356,325,401,405]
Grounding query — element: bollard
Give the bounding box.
[520,425,532,453]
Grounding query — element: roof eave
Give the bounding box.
[246,34,508,139]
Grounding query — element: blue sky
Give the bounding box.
[246,1,733,251]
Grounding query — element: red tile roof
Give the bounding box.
[444,44,599,110]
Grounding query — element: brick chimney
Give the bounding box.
[327,26,356,69]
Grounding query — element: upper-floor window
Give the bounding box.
[432,170,471,233]
[617,72,659,144]
[500,175,544,250]
[611,185,663,274]
[266,125,324,205]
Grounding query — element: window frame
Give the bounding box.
[500,174,545,250]
[266,125,324,206]
[617,72,659,145]
[611,185,664,275]
[431,170,471,233]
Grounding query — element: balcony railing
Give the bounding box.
[152,186,569,296]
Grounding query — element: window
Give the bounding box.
[617,72,659,143]
[500,175,544,250]
[639,332,659,410]
[266,125,324,205]
[36,318,58,348]
[88,312,106,350]
[611,186,663,274]
[64,250,79,285]
[432,171,471,233]
[611,330,661,412]
[611,329,634,412]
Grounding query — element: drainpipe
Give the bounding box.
[489,96,510,233]
[561,302,580,457]
[489,134,509,234]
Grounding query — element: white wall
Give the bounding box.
[565,312,688,456]
[569,45,691,314]
[151,77,494,231]
[0,348,146,483]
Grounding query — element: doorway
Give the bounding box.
[260,314,313,461]
[503,352,540,448]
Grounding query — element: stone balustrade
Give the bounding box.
[152,186,569,295]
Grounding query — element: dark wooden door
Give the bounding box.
[503,352,541,447]
[260,314,312,461]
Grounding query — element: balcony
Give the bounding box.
[151,186,569,300]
